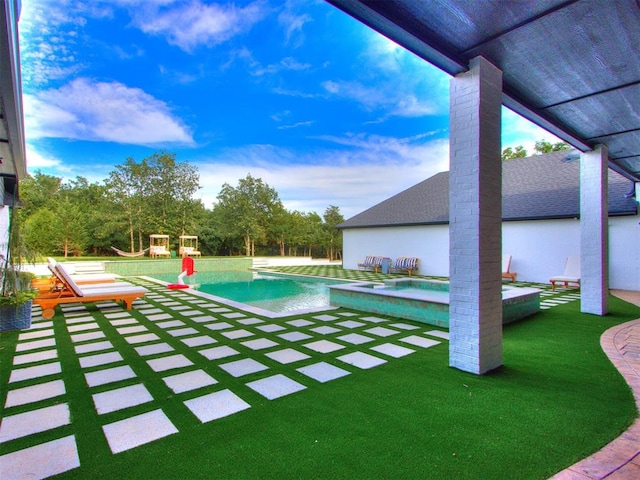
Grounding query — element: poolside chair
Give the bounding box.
[502,254,516,282]
[550,256,581,291]
[391,257,419,276]
[34,259,117,293]
[34,261,148,319]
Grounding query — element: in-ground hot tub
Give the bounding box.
[329,278,540,328]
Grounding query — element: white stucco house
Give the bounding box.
[339,152,640,290]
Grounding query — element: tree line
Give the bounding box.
[501,139,571,161]
[19,151,344,259]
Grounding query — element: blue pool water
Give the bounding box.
[151,270,346,313]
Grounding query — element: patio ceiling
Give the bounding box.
[326,0,640,181]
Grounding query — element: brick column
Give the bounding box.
[449,56,503,374]
[580,145,609,315]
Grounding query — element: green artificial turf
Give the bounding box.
[1,281,638,480]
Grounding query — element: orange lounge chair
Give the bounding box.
[502,254,516,282]
[35,261,148,320]
[33,258,117,293]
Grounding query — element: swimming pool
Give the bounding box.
[148,270,349,315]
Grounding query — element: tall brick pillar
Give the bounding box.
[449,56,503,374]
[580,145,609,315]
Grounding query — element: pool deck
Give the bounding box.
[550,290,640,480]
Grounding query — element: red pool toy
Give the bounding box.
[167,257,197,290]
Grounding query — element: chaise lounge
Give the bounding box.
[550,256,581,291]
[357,255,388,273]
[502,254,516,282]
[390,257,419,276]
[34,261,148,319]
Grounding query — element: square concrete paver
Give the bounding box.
[400,336,441,349]
[265,348,310,364]
[199,345,239,360]
[0,403,70,442]
[337,333,375,345]
[278,331,312,342]
[205,322,234,331]
[336,320,365,329]
[182,335,217,347]
[365,327,400,338]
[241,338,279,350]
[361,316,387,323]
[147,354,194,372]
[184,389,251,423]
[256,324,286,333]
[102,409,178,454]
[286,319,314,327]
[303,340,345,354]
[219,358,268,377]
[237,318,264,325]
[246,374,306,400]
[5,379,66,408]
[79,351,124,369]
[163,370,217,394]
[191,315,216,323]
[222,312,246,319]
[370,343,415,358]
[0,435,80,480]
[135,343,174,356]
[337,352,387,369]
[390,323,420,330]
[9,362,62,383]
[85,365,136,388]
[221,329,254,340]
[74,341,113,355]
[311,326,341,335]
[92,384,153,415]
[314,314,339,322]
[297,362,351,383]
[425,330,450,340]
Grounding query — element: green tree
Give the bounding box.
[501,145,527,161]
[534,140,571,154]
[322,205,344,261]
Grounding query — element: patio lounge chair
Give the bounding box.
[502,254,516,282]
[391,257,419,276]
[550,256,581,291]
[34,261,148,319]
[34,258,117,292]
[357,256,388,273]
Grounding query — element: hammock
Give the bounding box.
[110,246,150,257]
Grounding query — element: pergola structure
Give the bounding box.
[327,0,640,374]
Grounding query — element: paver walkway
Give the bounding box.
[550,290,640,479]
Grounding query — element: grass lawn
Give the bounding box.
[0,272,638,479]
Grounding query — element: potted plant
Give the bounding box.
[1,205,37,331]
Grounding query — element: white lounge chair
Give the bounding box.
[550,256,581,291]
[502,254,516,282]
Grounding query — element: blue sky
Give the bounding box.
[19,0,558,219]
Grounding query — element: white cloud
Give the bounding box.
[131,0,268,52]
[502,108,564,154]
[24,78,194,146]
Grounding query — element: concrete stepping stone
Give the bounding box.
[184,389,250,423]
[210,307,232,313]
[147,354,193,372]
[219,358,268,377]
[256,324,286,333]
[181,336,217,347]
[400,335,440,348]
[147,313,174,321]
[246,374,306,400]
[124,333,160,344]
[70,331,106,343]
[237,318,264,325]
[102,409,178,454]
[365,326,400,337]
[241,338,279,350]
[28,320,53,330]
[0,403,70,442]
[303,340,345,354]
[425,330,449,340]
[65,315,94,323]
[286,319,314,327]
[191,315,216,323]
[163,370,217,394]
[337,351,386,369]
[180,310,204,316]
[205,322,234,331]
[116,325,148,335]
[336,312,359,317]
[278,331,312,342]
[13,349,58,366]
[297,362,350,383]
[92,384,153,415]
[222,312,246,319]
[5,379,66,408]
[311,326,341,335]
[139,308,163,315]
[313,314,339,322]
[18,329,54,340]
[135,343,174,356]
[265,348,310,364]
[110,318,138,326]
[336,320,365,329]
[171,305,191,311]
[156,320,185,329]
[10,362,62,383]
[370,343,415,358]
[221,329,254,340]
[75,341,113,355]
[337,333,375,345]
[15,338,56,352]
[79,351,123,369]
[68,322,100,332]
[361,316,388,323]
[200,345,239,360]
[0,435,80,479]
[104,311,134,319]
[85,365,136,387]
[389,323,420,330]
[166,327,199,337]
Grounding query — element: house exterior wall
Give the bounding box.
[342,215,640,290]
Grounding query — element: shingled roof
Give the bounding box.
[338,151,638,229]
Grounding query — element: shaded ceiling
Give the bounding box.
[326,0,640,180]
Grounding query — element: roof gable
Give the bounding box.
[338,152,637,229]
